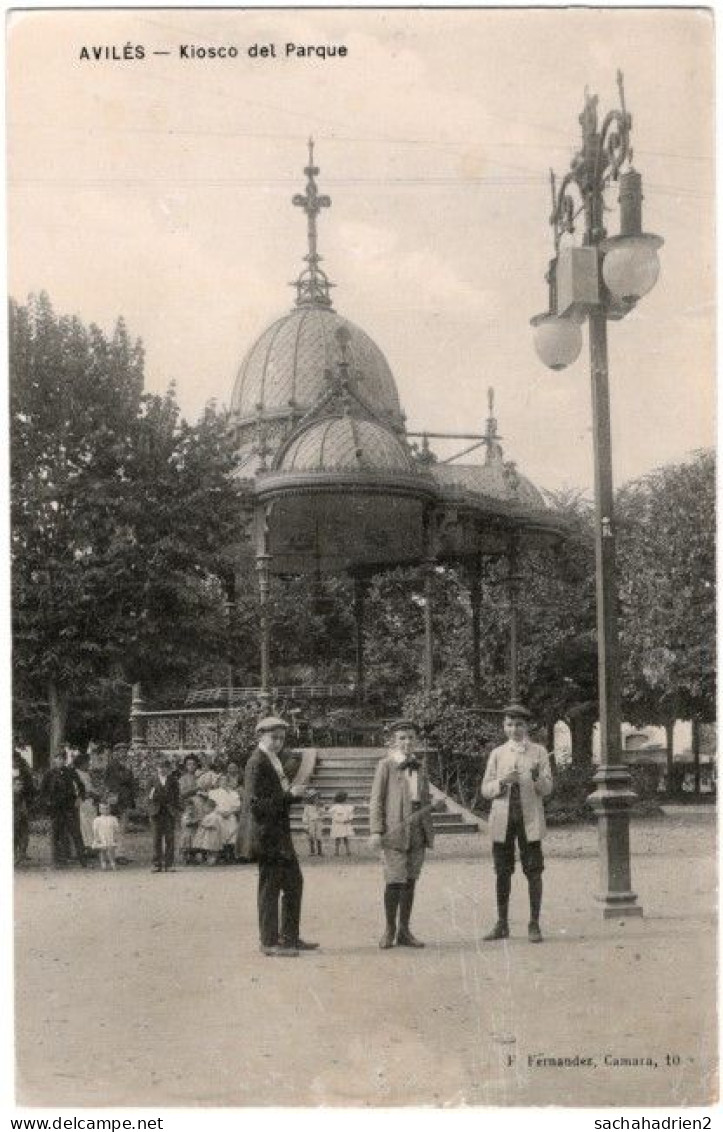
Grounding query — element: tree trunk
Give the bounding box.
[692,716,701,796]
[48,680,69,758]
[546,718,556,752]
[664,718,675,796]
[569,708,595,768]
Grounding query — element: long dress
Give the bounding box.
[76,769,97,849]
[208,786,241,846]
[193,807,225,854]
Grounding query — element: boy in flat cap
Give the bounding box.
[369,719,434,949]
[481,703,553,943]
[239,716,319,957]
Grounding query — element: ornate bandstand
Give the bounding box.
[132,142,566,755]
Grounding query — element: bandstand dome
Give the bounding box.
[279,413,416,474]
[230,306,405,431]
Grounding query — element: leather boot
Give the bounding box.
[483,920,510,941]
[528,874,543,942]
[484,881,510,941]
[397,880,424,947]
[380,883,401,948]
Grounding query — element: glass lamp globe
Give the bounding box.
[532,314,583,371]
[601,234,663,303]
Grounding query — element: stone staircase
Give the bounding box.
[290,747,479,836]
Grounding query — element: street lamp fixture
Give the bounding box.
[531,259,583,370]
[601,169,664,303]
[531,71,664,919]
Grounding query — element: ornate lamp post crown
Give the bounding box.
[531,70,663,369]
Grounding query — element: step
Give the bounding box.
[313,768,378,777]
[313,766,377,773]
[290,821,479,836]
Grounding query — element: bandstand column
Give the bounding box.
[130,683,147,747]
[224,574,236,708]
[468,554,483,701]
[422,509,437,693]
[353,576,368,703]
[254,507,273,707]
[508,533,521,702]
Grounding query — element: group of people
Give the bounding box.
[243,702,553,957]
[17,701,554,952]
[150,752,246,872]
[20,745,137,869]
[302,790,356,856]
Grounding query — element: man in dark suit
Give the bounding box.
[148,758,180,872]
[41,752,87,868]
[240,716,318,958]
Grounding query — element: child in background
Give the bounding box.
[193,794,225,865]
[92,802,120,870]
[329,790,355,857]
[180,793,204,865]
[302,790,325,856]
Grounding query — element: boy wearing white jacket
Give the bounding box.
[481,703,553,943]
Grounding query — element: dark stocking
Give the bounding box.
[528,874,542,923]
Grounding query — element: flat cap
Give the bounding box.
[255,715,290,734]
[502,702,531,720]
[385,718,420,735]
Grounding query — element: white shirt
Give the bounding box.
[391,750,419,802]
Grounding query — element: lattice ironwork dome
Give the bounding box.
[230,307,405,431]
[279,413,416,473]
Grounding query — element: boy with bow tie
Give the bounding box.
[369,719,434,950]
[481,703,553,943]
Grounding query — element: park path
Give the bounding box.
[14,815,717,1107]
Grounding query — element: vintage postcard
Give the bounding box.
[8,5,716,1113]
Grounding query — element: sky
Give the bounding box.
[7,7,715,495]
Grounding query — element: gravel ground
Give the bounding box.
[14,811,717,1108]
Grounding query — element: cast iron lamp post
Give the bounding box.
[531,72,663,918]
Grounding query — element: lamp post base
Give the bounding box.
[587,764,644,919]
[597,899,644,920]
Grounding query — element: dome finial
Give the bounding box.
[291,139,334,308]
[484,385,504,464]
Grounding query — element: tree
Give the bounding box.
[11,295,249,758]
[11,295,145,754]
[617,450,716,789]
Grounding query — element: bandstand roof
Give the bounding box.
[431,461,547,512]
[279,412,417,474]
[228,142,568,576]
[230,307,405,432]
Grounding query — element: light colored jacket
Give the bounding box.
[481,740,553,842]
[370,755,435,851]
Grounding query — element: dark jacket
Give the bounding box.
[239,748,296,862]
[41,765,86,811]
[148,775,180,819]
[105,759,136,812]
[13,758,36,806]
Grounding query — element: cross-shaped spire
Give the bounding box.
[291,138,334,308]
